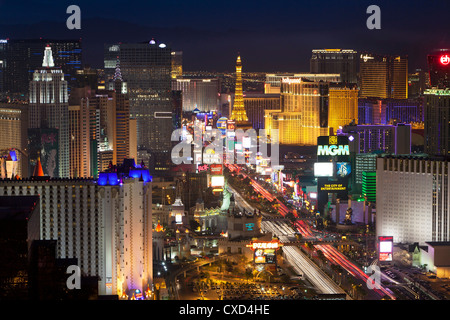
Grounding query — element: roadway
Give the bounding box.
[261,220,349,297]
[226,164,396,300]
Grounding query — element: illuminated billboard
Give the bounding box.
[210,164,223,175]
[378,236,393,262]
[317,145,349,157]
[314,162,333,177]
[336,162,351,177]
[254,248,276,264]
[217,117,228,130]
[211,175,225,187]
[317,135,350,162]
[247,239,281,265]
[319,182,347,192]
[28,128,59,178]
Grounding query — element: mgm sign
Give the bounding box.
[316,135,351,214]
[317,135,350,161]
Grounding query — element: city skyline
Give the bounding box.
[0,0,450,305]
[0,0,449,72]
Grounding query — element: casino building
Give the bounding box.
[0,159,153,298]
[427,49,450,89]
[376,155,450,245]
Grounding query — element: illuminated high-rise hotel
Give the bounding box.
[310,49,358,84]
[360,53,408,99]
[376,155,450,245]
[104,40,173,163]
[0,38,82,96]
[230,55,252,129]
[171,51,183,79]
[427,49,450,89]
[424,88,450,156]
[172,77,219,112]
[265,76,339,145]
[265,75,359,146]
[328,86,359,134]
[0,163,154,298]
[359,53,408,99]
[29,46,69,178]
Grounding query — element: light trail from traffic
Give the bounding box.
[261,220,347,297]
[296,219,396,300]
[227,163,395,299]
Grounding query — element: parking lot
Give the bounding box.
[382,265,450,300]
[218,282,304,300]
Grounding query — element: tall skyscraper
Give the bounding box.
[376,155,450,245]
[243,93,280,130]
[70,89,131,177]
[424,88,450,156]
[265,76,334,145]
[408,69,427,98]
[264,73,340,94]
[359,53,408,99]
[230,55,252,129]
[310,49,358,84]
[328,85,358,134]
[69,103,91,178]
[104,40,173,164]
[0,161,154,297]
[172,77,219,112]
[427,49,450,89]
[28,46,69,178]
[0,38,82,96]
[171,51,183,79]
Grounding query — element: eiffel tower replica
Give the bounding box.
[230,55,252,130]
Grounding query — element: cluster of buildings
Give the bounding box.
[0,34,449,299]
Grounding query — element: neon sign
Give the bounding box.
[245,223,255,231]
[281,77,302,84]
[440,54,450,66]
[247,240,280,250]
[317,145,350,156]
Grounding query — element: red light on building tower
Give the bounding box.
[440,54,450,65]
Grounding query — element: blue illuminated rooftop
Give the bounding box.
[97,158,152,186]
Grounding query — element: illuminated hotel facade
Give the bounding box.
[172,78,219,112]
[427,49,450,89]
[29,46,70,178]
[104,40,173,161]
[328,86,358,134]
[264,73,340,94]
[243,92,280,130]
[0,38,82,96]
[0,164,154,298]
[424,88,450,156]
[310,49,358,84]
[376,155,450,245]
[359,53,408,99]
[265,76,357,146]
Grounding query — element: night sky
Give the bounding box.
[0,0,448,72]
